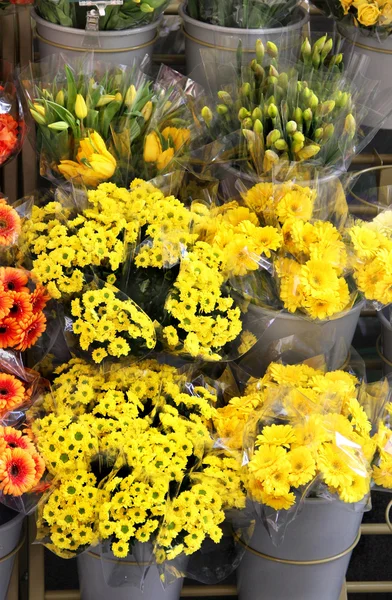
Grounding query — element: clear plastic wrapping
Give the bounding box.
[0,60,26,168]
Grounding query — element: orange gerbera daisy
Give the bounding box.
[15,312,47,351]
[0,317,23,349]
[0,426,36,454]
[30,283,50,314]
[0,201,21,246]
[0,374,25,415]
[0,267,28,293]
[0,288,13,319]
[31,453,45,486]
[8,291,33,324]
[0,447,37,495]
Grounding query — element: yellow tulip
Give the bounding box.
[33,103,46,117]
[55,90,65,106]
[141,101,153,121]
[124,84,137,107]
[144,132,162,163]
[75,94,88,120]
[96,95,116,107]
[115,92,123,103]
[156,148,175,171]
[58,131,116,188]
[161,127,191,152]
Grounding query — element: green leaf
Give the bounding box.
[65,65,77,113]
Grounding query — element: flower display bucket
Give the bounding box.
[179,5,309,88]
[236,499,363,600]
[237,301,364,378]
[32,10,158,65]
[77,547,184,600]
[338,24,392,129]
[377,307,392,374]
[0,510,24,600]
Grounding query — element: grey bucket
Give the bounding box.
[32,10,158,65]
[236,499,363,600]
[237,301,364,378]
[0,510,24,600]
[179,4,309,88]
[378,307,392,366]
[77,546,183,600]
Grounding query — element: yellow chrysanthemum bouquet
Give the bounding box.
[347,209,392,306]
[20,56,201,188]
[31,357,247,580]
[200,34,388,178]
[214,362,391,541]
[371,401,392,490]
[238,177,357,321]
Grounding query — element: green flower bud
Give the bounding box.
[242,117,253,129]
[254,64,265,79]
[256,39,264,63]
[267,76,278,86]
[263,149,280,171]
[238,107,251,120]
[313,35,327,53]
[302,87,311,100]
[309,94,319,109]
[314,128,324,141]
[252,107,263,121]
[269,65,279,78]
[140,2,154,12]
[292,139,305,153]
[42,89,52,100]
[218,91,233,106]
[286,120,297,134]
[274,139,289,151]
[330,53,343,67]
[266,41,278,58]
[267,104,278,119]
[303,108,313,122]
[253,119,263,135]
[293,107,303,124]
[321,38,333,61]
[293,131,305,143]
[217,104,229,116]
[301,38,312,59]
[318,100,335,116]
[266,129,281,147]
[312,49,321,70]
[48,121,69,131]
[201,106,213,125]
[323,123,335,141]
[241,83,251,97]
[278,72,289,88]
[336,92,349,108]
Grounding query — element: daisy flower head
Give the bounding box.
[0,199,21,247]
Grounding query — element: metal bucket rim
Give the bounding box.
[31,9,161,37]
[247,299,365,324]
[179,4,309,36]
[348,165,392,209]
[377,306,392,331]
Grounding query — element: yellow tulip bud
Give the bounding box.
[238,107,251,120]
[252,107,263,121]
[263,149,279,171]
[114,92,122,103]
[75,94,88,120]
[317,100,335,117]
[33,103,45,117]
[267,104,278,119]
[125,84,137,107]
[48,121,69,131]
[144,132,162,163]
[253,119,263,135]
[323,123,335,141]
[55,90,65,106]
[30,109,46,125]
[141,100,153,121]
[344,114,356,140]
[275,139,288,151]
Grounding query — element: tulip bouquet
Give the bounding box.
[20,57,201,188]
[313,1,392,35]
[31,357,246,574]
[200,35,386,176]
[35,0,169,29]
[186,0,299,27]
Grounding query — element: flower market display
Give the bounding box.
[2,5,392,600]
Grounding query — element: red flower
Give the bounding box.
[8,291,33,323]
[9,0,35,4]
[0,374,25,416]
[31,283,50,313]
[0,200,21,246]
[0,317,23,349]
[0,447,37,496]
[15,312,47,351]
[0,267,28,293]
[0,288,13,319]
[0,114,18,165]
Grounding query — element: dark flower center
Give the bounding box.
[0,388,8,395]
[10,465,19,476]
